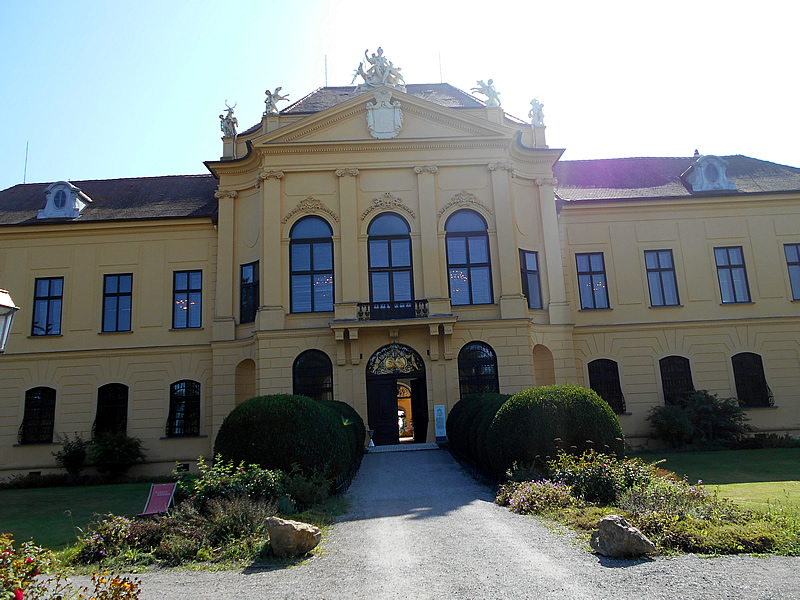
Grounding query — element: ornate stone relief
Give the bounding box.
[367,343,424,376]
[282,197,339,224]
[214,189,238,200]
[335,168,360,177]
[534,177,558,187]
[361,192,416,220]
[352,47,406,93]
[488,161,515,177]
[366,90,403,139]
[255,170,285,188]
[437,190,493,218]
[413,165,438,174]
[681,155,737,193]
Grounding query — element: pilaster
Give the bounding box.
[337,169,360,304]
[259,170,285,330]
[536,177,571,324]
[414,165,443,300]
[213,190,236,341]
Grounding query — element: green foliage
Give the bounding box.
[446,393,510,463]
[496,480,577,514]
[320,400,366,462]
[485,385,624,476]
[179,456,284,508]
[90,433,146,477]
[549,451,654,505]
[648,390,753,449]
[739,433,800,450]
[76,515,134,564]
[283,464,331,511]
[214,394,350,479]
[52,433,88,476]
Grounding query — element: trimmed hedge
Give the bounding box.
[214,394,350,479]
[321,400,366,463]
[485,385,624,476]
[447,393,510,462]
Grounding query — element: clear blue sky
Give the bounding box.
[2,0,798,191]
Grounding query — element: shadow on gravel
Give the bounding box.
[596,555,655,568]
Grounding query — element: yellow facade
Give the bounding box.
[2,79,799,476]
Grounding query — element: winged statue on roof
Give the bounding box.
[352,47,406,93]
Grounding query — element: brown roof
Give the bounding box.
[0,175,218,226]
[554,155,800,201]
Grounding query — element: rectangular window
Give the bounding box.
[102,274,132,332]
[173,270,202,329]
[576,252,609,309]
[714,246,751,303]
[785,243,800,300]
[644,249,680,307]
[240,261,259,324]
[31,277,63,336]
[519,250,542,309]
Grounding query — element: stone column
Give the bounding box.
[488,162,527,319]
[536,177,571,324]
[259,170,285,330]
[213,189,236,341]
[335,169,360,320]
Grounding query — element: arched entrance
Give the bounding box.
[366,343,428,446]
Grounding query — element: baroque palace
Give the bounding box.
[2,50,800,475]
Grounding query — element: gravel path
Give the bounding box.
[75,448,799,599]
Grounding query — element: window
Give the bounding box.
[31,277,63,336]
[587,359,626,414]
[19,387,56,444]
[659,356,694,406]
[293,350,333,402]
[645,250,680,307]
[519,250,542,309]
[732,352,773,407]
[94,383,128,437]
[368,213,414,318]
[290,217,334,313]
[446,210,492,305]
[240,261,259,323]
[714,246,751,303]
[102,274,132,332]
[173,271,202,329]
[167,380,201,437]
[784,243,800,300]
[576,252,609,309]
[458,341,499,398]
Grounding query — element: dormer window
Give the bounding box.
[680,155,737,193]
[38,181,91,220]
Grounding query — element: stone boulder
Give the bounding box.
[590,515,657,558]
[266,517,322,557]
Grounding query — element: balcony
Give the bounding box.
[357,300,429,321]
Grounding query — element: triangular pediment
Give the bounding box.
[251,87,514,147]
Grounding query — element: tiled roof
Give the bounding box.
[554,155,800,201]
[0,175,218,226]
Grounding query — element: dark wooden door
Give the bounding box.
[367,378,399,445]
[411,377,428,443]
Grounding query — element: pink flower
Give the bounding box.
[25,556,34,564]
[14,589,24,600]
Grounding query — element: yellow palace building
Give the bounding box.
[2,51,800,475]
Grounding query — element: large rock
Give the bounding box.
[266,517,322,557]
[590,515,657,558]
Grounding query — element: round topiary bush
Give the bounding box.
[484,385,624,477]
[447,393,510,461]
[214,394,350,479]
[321,400,366,462]
[471,394,510,468]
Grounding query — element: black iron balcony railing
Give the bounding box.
[357,299,429,321]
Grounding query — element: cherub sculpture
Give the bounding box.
[264,87,290,115]
[471,79,501,107]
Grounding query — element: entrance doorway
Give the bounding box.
[366,343,428,446]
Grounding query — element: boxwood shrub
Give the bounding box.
[485,384,624,476]
[447,393,510,462]
[320,399,366,462]
[214,394,350,479]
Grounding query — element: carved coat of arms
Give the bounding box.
[366,90,403,139]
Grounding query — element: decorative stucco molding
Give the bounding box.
[366,90,403,139]
[488,161,516,177]
[255,170,285,188]
[413,165,438,174]
[214,189,238,200]
[361,192,416,220]
[437,190,493,218]
[534,177,558,187]
[367,343,424,376]
[335,168,360,177]
[282,196,339,224]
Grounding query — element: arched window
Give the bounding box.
[167,380,201,437]
[94,383,128,437]
[290,217,334,313]
[19,387,56,444]
[368,213,414,319]
[659,356,694,406]
[458,341,499,398]
[588,359,626,414]
[445,210,492,305]
[732,352,773,407]
[293,350,333,402]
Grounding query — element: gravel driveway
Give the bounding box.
[86,448,799,599]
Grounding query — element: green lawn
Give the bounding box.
[635,448,800,517]
[0,483,151,549]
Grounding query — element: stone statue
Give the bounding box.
[264,87,290,115]
[219,100,238,138]
[472,79,501,107]
[529,97,544,125]
[352,47,406,92]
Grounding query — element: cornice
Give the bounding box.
[255,139,509,156]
